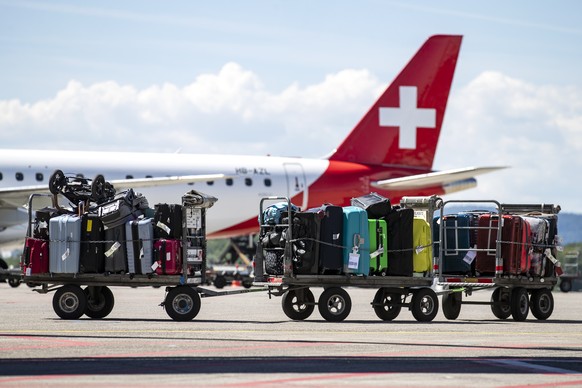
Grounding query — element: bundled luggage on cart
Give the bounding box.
[254,194,562,323]
[432,200,561,322]
[21,170,220,321]
[254,194,441,323]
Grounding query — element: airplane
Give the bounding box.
[0,34,504,250]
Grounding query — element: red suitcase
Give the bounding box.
[154,239,182,275]
[502,216,532,275]
[23,237,49,275]
[475,214,511,275]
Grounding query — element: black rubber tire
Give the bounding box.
[91,174,106,201]
[510,287,530,322]
[530,288,554,320]
[8,277,21,288]
[214,275,227,289]
[242,279,253,289]
[84,286,115,319]
[318,287,352,322]
[410,288,439,322]
[52,285,87,320]
[442,292,462,320]
[559,280,572,293]
[49,169,66,195]
[282,288,315,320]
[491,287,512,320]
[164,286,201,321]
[372,288,402,321]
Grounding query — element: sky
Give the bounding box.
[1,1,581,214]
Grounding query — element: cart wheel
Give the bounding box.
[442,292,462,320]
[242,279,253,289]
[91,174,106,201]
[165,286,201,321]
[372,288,402,321]
[318,287,351,322]
[510,287,529,321]
[559,280,572,293]
[84,286,115,319]
[49,169,66,195]
[7,277,21,288]
[214,275,227,289]
[282,288,315,320]
[491,287,511,319]
[530,288,554,320]
[52,285,87,320]
[410,288,439,322]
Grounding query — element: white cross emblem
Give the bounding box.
[379,86,436,149]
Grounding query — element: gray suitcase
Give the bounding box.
[104,224,128,273]
[126,218,154,274]
[49,214,81,273]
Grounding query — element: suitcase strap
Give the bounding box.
[131,222,142,274]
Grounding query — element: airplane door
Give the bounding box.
[283,163,308,210]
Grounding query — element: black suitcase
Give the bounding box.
[104,224,128,273]
[384,207,414,276]
[79,213,105,273]
[351,192,391,219]
[264,249,284,275]
[154,203,183,239]
[291,212,321,275]
[307,205,343,274]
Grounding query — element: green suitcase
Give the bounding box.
[369,219,388,275]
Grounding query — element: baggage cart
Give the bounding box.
[253,196,442,323]
[21,191,264,321]
[432,199,561,322]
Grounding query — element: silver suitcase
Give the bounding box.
[49,214,81,273]
[126,218,154,274]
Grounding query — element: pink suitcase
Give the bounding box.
[154,239,182,275]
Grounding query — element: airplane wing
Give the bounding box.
[0,174,229,208]
[371,166,507,190]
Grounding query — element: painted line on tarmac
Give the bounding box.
[3,329,582,337]
[218,372,393,387]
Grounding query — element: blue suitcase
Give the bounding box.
[342,206,370,275]
[433,214,472,274]
[49,214,81,274]
[126,218,154,274]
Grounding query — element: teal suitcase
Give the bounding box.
[342,206,370,275]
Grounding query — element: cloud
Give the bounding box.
[0,62,379,155]
[438,71,582,213]
[1,65,580,212]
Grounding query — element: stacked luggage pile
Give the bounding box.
[257,193,433,278]
[22,171,198,280]
[434,202,561,280]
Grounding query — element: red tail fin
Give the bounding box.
[329,35,462,169]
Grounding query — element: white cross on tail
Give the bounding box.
[378,86,436,149]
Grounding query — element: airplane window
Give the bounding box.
[36,173,43,182]
[145,175,152,178]
[245,178,252,186]
[15,172,24,181]
[126,175,133,179]
[226,178,233,186]
[207,181,214,186]
[0,172,3,181]
[264,178,272,187]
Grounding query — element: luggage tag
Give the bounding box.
[463,248,477,265]
[156,221,172,235]
[62,248,70,261]
[348,234,362,269]
[370,245,384,259]
[104,242,121,258]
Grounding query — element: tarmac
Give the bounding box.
[1,281,581,387]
